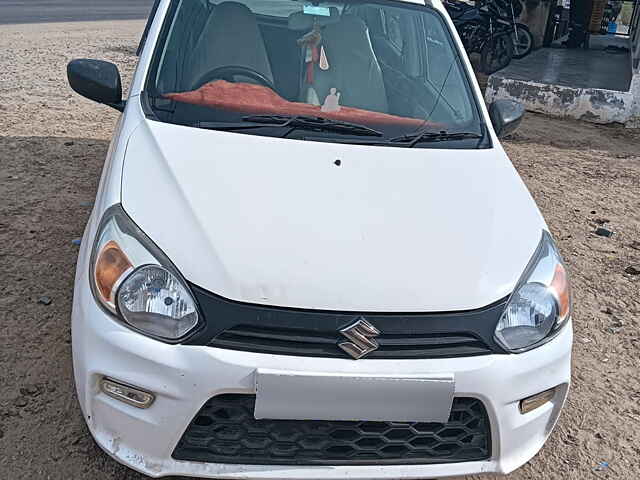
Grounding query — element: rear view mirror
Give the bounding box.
[489,100,525,138]
[67,59,124,112]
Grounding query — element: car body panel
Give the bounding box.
[121,119,544,311]
[72,274,572,479]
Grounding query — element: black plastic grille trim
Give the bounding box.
[185,284,508,359]
[172,394,491,465]
[212,325,493,359]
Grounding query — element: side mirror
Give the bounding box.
[67,59,125,112]
[489,99,525,138]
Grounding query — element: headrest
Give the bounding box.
[212,1,255,18]
[288,6,340,31]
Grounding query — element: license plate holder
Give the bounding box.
[254,369,455,423]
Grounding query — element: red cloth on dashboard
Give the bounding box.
[165,80,427,128]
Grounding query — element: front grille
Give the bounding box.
[185,284,508,359]
[211,325,493,359]
[172,395,491,465]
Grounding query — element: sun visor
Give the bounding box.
[288,7,340,31]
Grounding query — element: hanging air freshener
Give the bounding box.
[319,45,329,71]
[297,19,322,84]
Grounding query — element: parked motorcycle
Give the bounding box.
[445,0,515,74]
[495,0,533,59]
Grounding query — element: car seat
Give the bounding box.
[184,1,274,91]
[297,14,389,113]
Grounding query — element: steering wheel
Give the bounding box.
[191,65,275,91]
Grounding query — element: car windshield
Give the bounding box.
[146,0,485,148]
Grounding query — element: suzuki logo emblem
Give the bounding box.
[338,317,380,359]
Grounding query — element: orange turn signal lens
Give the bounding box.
[94,240,132,304]
[550,263,571,323]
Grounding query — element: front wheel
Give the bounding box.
[480,32,514,74]
[512,23,533,59]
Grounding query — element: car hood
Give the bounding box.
[121,120,545,312]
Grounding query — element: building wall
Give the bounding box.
[589,0,607,32]
[631,1,640,126]
[487,1,640,127]
[518,0,555,47]
[485,73,640,127]
[632,2,640,72]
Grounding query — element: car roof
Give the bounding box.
[389,0,444,10]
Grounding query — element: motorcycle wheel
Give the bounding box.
[512,23,533,59]
[480,32,514,74]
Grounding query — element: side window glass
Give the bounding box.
[384,12,404,52]
[420,16,471,122]
[424,21,450,85]
[375,7,420,76]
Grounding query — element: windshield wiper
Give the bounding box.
[193,115,383,137]
[244,115,383,137]
[389,130,483,147]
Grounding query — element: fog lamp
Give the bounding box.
[100,378,155,409]
[519,387,556,414]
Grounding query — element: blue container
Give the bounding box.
[608,21,617,34]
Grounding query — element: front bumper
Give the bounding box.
[72,275,572,479]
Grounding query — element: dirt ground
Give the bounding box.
[1,19,639,480]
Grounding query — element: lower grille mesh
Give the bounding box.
[172,394,491,465]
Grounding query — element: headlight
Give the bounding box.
[495,230,571,352]
[89,204,201,342]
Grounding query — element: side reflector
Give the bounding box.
[101,378,155,409]
[519,387,556,414]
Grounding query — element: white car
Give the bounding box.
[68,0,572,478]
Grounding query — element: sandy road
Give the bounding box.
[0,18,639,480]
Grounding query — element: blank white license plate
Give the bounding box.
[254,368,455,423]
